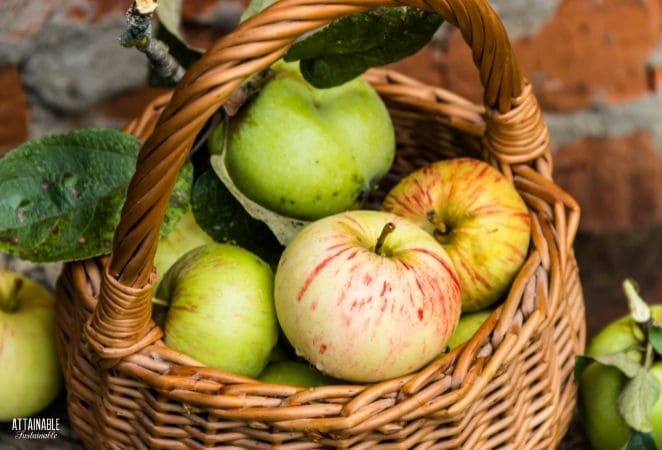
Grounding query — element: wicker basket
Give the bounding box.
[55,0,586,448]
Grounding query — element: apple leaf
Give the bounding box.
[623,278,652,324]
[283,7,442,88]
[0,128,192,262]
[191,170,283,266]
[156,0,184,41]
[649,324,662,357]
[575,352,642,380]
[624,431,658,450]
[574,355,593,379]
[618,367,661,433]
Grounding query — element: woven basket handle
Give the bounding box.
[86,0,545,358]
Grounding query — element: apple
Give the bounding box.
[224,61,395,220]
[579,305,662,450]
[154,207,214,288]
[158,243,279,378]
[382,158,531,312]
[0,271,62,421]
[259,361,338,387]
[274,210,461,383]
[447,309,493,350]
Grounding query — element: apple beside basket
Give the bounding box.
[54,0,586,448]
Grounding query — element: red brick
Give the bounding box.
[87,0,125,20]
[0,66,30,156]
[648,62,662,92]
[182,26,224,50]
[1,0,61,42]
[388,43,446,88]
[553,132,662,233]
[181,0,223,21]
[434,0,662,111]
[64,0,126,22]
[96,84,170,122]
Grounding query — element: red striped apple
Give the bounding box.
[274,210,461,383]
[383,158,531,312]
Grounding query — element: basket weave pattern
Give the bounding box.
[55,0,585,448]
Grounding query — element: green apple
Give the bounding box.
[579,305,662,449]
[158,243,279,377]
[383,158,531,312]
[224,61,396,220]
[275,210,461,383]
[154,207,214,288]
[448,309,493,350]
[259,361,338,387]
[0,271,62,421]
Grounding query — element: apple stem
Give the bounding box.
[644,342,654,370]
[374,222,396,256]
[427,210,449,236]
[0,278,23,314]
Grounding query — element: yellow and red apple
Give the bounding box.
[383,158,531,311]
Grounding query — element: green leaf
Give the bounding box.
[649,325,662,357]
[623,278,652,324]
[624,430,658,450]
[156,0,184,41]
[240,0,278,22]
[191,170,283,266]
[283,7,442,88]
[0,128,192,262]
[575,355,593,379]
[575,352,642,380]
[618,367,661,433]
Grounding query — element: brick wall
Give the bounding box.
[1,0,662,235]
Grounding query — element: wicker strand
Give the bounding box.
[482,82,551,164]
[84,266,162,362]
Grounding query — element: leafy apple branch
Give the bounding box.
[576,279,661,450]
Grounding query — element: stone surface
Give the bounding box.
[553,131,662,233]
[0,0,63,65]
[64,0,126,22]
[545,94,662,149]
[488,0,560,40]
[0,66,30,155]
[21,18,148,114]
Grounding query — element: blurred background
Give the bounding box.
[0,0,660,447]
